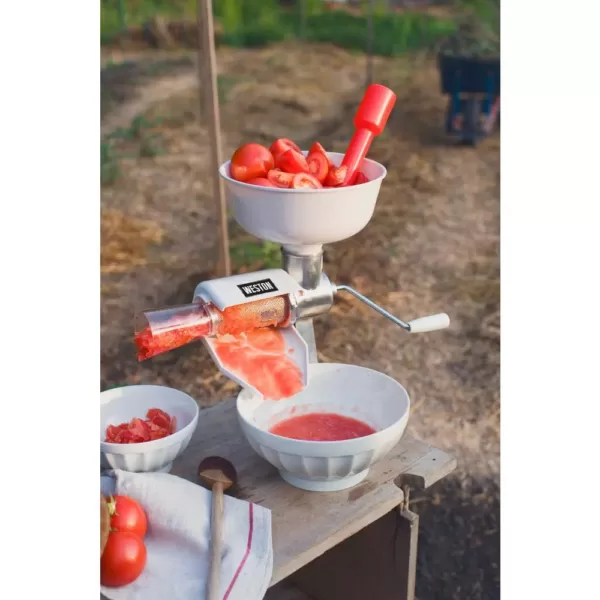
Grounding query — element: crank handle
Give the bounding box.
[406,313,450,333]
[333,285,450,333]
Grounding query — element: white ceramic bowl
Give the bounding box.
[236,363,410,492]
[101,385,199,473]
[220,152,386,254]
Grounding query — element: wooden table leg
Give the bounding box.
[290,506,420,600]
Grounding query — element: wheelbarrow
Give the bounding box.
[437,52,500,146]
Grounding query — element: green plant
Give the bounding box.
[301,11,455,56]
[108,115,163,141]
[218,0,244,44]
[117,0,127,31]
[101,142,121,185]
[217,0,290,47]
[305,0,324,16]
[230,240,282,271]
[439,1,499,58]
[101,0,458,57]
[455,0,499,38]
[101,114,168,181]
[101,0,196,40]
[373,0,389,17]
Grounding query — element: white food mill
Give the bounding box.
[133,150,450,491]
[135,151,449,397]
[134,84,450,491]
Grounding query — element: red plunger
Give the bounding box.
[340,84,397,186]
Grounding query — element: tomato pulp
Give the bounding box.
[270,413,376,441]
[212,329,304,400]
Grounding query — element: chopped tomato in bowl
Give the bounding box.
[104,408,177,444]
[101,385,199,473]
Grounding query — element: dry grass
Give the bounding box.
[101,208,165,274]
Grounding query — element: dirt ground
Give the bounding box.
[101,41,499,600]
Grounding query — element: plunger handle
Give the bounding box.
[340,84,397,186]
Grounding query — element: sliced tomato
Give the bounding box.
[230,143,274,183]
[270,138,302,160]
[354,171,370,185]
[325,165,348,187]
[147,408,170,429]
[129,418,150,442]
[275,149,309,174]
[291,172,323,189]
[247,177,276,187]
[309,142,331,165]
[106,425,122,441]
[105,408,174,444]
[267,169,294,188]
[307,152,329,183]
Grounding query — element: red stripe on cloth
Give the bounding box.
[223,503,254,600]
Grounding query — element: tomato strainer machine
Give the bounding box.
[134,151,449,396]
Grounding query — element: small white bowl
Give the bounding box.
[236,363,410,492]
[101,385,199,473]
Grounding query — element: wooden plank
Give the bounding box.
[171,399,456,587]
[197,0,231,277]
[290,507,419,600]
[394,445,457,490]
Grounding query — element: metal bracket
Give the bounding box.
[401,484,411,512]
[295,319,319,364]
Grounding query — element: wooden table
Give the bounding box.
[171,399,456,600]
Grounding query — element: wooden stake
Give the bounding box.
[198,0,231,277]
[196,0,206,123]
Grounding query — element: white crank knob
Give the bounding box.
[408,313,450,333]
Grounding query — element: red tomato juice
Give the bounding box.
[269,413,376,441]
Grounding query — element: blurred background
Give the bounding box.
[101,1,500,598]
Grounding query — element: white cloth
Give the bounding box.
[100,470,272,600]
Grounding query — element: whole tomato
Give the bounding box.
[101,531,147,587]
[107,495,148,538]
[230,143,274,182]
